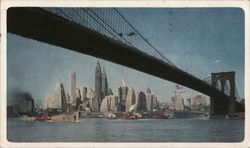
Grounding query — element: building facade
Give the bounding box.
[95,61,102,110]
[95,61,109,111]
[171,94,185,111]
[70,72,76,106]
[45,83,67,112]
[100,95,119,113]
[101,68,108,97]
[145,86,154,112]
[125,87,136,112]
[118,86,128,112]
[135,91,147,112]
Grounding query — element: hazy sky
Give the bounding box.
[7,8,244,105]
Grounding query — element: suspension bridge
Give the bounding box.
[7,7,244,116]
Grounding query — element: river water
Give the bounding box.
[7,118,244,142]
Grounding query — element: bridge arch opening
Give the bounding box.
[224,80,230,96]
[215,80,222,91]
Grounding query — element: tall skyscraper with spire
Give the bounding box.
[70,72,76,106]
[95,61,109,111]
[95,61,102,110]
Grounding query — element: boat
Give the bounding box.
[153,115,169,119]
[35,116,50,122]
[20,112,79,122]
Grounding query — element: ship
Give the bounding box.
[20,112,79,122]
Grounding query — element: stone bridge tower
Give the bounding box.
[210,71,236,115]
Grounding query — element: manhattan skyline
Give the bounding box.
[7,8,244,105]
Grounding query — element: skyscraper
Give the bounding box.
[100,95,119,113]
[101,67,108,98]
[95,61,109,111]
[75,88,81,109]
[70,72,76,106]
[95,61,102,110]
[82,87,87,102]
[60,83,67,112]
[125,87,136,112]
[145,86,154,112]
[135,91,147,112]
[171,95,185,111]
[118,86,128,111]
[45,83,67,112]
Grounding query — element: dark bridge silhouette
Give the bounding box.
[7,7,243,116]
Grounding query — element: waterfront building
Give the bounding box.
[78,88,97,112]
[125,87,136,112]
[45,83,67,112]
[191,95,208,106]
[34,99,43,113]
[118,86,128,111]
[100,95,119,113]
[128,104,137,113]
[187,94,209,111]
[171,94,185,110]
[7,105,19,117]
[100,97,110,113]
[16,92,34,115]
[70,72,76,106]
[160,102,175,111]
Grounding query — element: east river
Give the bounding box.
[7,118,244,142]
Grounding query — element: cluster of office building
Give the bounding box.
[44,61,159,115]
[161,94,209,112]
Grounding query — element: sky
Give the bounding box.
[7,8,245,105]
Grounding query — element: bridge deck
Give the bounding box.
[7,7,231,106]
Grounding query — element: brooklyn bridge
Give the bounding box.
[7,7,244,116]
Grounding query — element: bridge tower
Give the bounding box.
[210,71,236,116]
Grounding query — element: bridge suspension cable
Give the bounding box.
[43,7,176,67]
[113,8,175,66]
